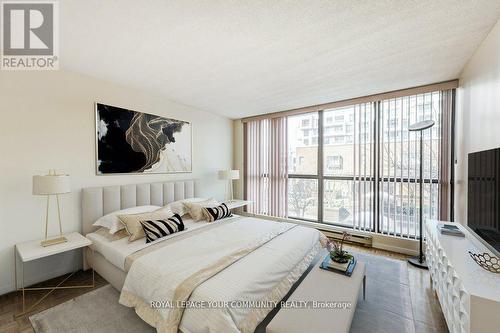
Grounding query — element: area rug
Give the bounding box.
[29,285,154,333]
[348,251,415,333]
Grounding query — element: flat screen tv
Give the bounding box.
[468,147,500,255]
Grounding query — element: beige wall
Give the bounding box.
[455,18,500,224]
[0,70,233,295]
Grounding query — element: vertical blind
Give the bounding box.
[376,90,452,238]
[351,102,376,232]
[245,117,288,217]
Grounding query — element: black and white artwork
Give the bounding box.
[95,103,192,174]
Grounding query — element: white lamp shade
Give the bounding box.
[33,174,71,195]
[218,169,240,180]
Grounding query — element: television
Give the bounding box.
[468,147,500,255]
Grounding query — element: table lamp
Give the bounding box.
[218,169,240,202]
[33,170,71,247]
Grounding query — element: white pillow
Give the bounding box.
[92,205,161,234]
[165,198,212,217]
[184,198,220,221]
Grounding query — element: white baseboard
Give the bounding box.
[372,241,419,256]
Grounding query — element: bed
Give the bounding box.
[82,180,327,333]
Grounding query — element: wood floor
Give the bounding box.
[0,245,447,333]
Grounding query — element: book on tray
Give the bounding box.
[437,223,465,237]
[320,255,357,276]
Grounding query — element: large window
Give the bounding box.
[285,90,452,238]
[245,85,454,239]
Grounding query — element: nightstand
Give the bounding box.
[223,199,251,210]
[14,232,94,316]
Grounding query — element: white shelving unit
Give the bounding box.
[426,220,500,333]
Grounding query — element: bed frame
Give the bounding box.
[81,180,197,290]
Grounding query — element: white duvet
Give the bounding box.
[118,216,326,333]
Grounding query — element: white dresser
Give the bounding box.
[426,220,500,333]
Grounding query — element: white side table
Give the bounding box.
[14,232,94,316]
[223,199,251,210]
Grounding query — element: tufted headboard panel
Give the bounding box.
[82,180,197,235]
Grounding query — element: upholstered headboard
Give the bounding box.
[81,180,197,235]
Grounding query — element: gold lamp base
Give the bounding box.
[39,191,68,247]
[41,236,67,247]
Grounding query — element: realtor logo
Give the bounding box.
[1,1,59,70]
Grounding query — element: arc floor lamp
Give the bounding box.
[407,119,435,269]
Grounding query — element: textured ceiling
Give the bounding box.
[61,1,500,119]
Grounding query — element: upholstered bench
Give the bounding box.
[266,261,366,333]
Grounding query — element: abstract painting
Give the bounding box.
[95,103,192,174]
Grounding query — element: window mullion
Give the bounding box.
[375,100,381,234]
[318,110,324,223]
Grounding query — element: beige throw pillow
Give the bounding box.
[118,208,174,242]
[183,198,220,221]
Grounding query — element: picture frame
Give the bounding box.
[94,102,192,175]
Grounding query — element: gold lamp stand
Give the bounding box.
[41,194,67,247]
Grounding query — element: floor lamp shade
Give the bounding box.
[408,119,435,132]
[33,171,71,247]
[218,169,240,201]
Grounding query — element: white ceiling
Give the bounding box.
[61,1,500,119]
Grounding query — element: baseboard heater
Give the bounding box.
[319,228,373,247]
[239,212,373,247]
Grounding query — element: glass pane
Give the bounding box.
[379,92,442,180]
[323,179,374,230]
[288,113,318,175]
[323,179,354,227]
[287,178,318,220]
[323,104,374,177]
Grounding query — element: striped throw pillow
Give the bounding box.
[140,214,185,243]
[202,203,233,222]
